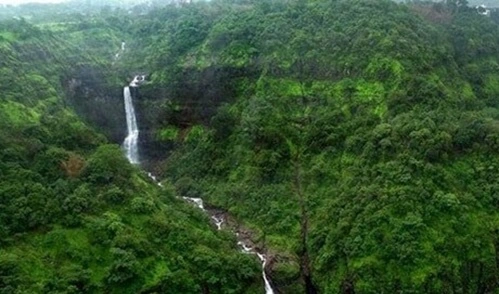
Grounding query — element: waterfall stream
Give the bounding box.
[114,41,126,61]
[258,253,275,294]
[123,75,144,164]
[121,70,275,293]
[183,197,275,294]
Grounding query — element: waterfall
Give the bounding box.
[123,86,139,164]
[238,241,275,294]
[114,41,126,61]
[257,253,275,294]
[123,75,144,164]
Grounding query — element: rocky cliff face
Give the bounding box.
[130,65,256,166]
[64,66,126,144]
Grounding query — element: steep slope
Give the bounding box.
[0,18,262,293]
[126,0,499,292]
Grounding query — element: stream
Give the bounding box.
[182,197,275,294]
[122,73,275,294]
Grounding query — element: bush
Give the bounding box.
[130,197,156,214]
[83,145,133,186]
[100,186,127,204]
[0,254,22,294]
[105,248,141,286]
[175,177,202,198]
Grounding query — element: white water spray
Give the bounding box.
[211,215,224,230]
[183,197,205,210]
[123,75,144,164]
[257,253,275,294]
[236,242,275,294]
[114,41,126,61]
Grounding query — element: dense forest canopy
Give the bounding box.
[1,0,499,293]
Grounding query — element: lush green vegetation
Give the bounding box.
[0,16,261,293]
[3,0,499,293]
[117,0,499,292]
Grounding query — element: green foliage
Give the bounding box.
[156,126,179,141]
[135,0,499,292]
[0,13,262,294]
[0,254,22,294]
[4,0,499,293]
[100,186,127,204]
[82,144,134,186]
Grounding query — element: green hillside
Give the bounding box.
[124,0,499,292]
[2,0,499,293]
[0,17,261,294]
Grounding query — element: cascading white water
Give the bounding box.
[123,75,144,164]
[257,253,275,294]
[183,197,206,210]
[123,86,139,164]
[211,215,224,230]
[115,41,126,60]
[237,241,275,294]
[183,196,275,294]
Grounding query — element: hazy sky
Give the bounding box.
[0,0,67,5]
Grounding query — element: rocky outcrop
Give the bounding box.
[63,66,126,143]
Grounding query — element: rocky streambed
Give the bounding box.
[182,197,277,294]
